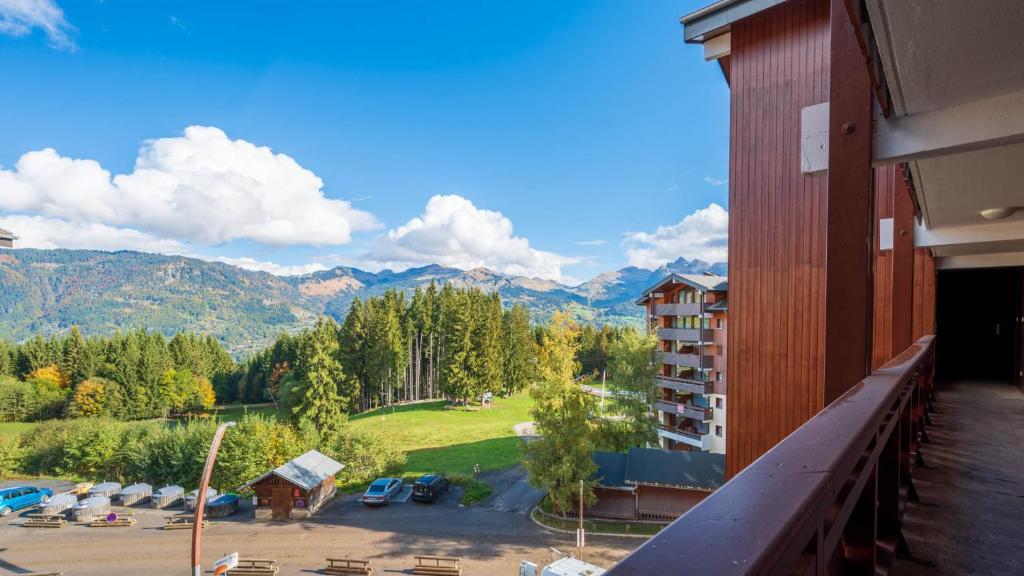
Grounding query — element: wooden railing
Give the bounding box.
[608,335,935,575]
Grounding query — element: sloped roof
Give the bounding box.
[624,447,724,490]
[706,298,728,312]
[0,228,16,240]
[636,273,728,305]
[592,451,631,490]
[244,450,344,491]
[593,448,725,492]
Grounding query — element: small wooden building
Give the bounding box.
[586,448,725,521]
[244,450,344,520]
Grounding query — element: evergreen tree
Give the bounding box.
[293,318,346,439]
[501,304,535,395]
[62,326,93,387]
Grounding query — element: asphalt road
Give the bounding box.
[0,469,637,575]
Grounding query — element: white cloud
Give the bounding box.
[0,214,187,253]
[703,176,727,186]
[624,203,728,269]
[209,256,328,277]
[363,194,578,283]
[574,239,607,246]
[0,125,379,247]
[0,0,75,50]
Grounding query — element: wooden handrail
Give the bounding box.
[607,335,935,575]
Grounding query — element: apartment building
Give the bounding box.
[636,273,727,454]
[0,228,15,248]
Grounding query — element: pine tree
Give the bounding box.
[62,326,93,387]
[501,304,535,395]
[293,318,346,439]
[339,298,369,410]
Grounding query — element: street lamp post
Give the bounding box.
[191,421,235,576]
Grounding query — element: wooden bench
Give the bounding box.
[88,516,136,527]
[163,515,209,530]
[226,558,280,575]
[412,556,462,576]
[23,514,67,528]
[324,558,372,575]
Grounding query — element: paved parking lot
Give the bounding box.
[0,469,638,575]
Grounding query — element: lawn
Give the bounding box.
[0,421,36,439]
[209,403,281,422]
[349,394,534,477]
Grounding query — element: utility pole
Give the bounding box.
[600,370,606,416]
[578,479,585,561]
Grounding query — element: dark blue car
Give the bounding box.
[0,486,53,517]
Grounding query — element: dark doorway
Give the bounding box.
[936,267,1022,383]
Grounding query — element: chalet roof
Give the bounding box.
[243,450,344,491]
[0,228,16,240]
[624,447,724,491]
[636,273,728,305]
[593,448,725,492]
[592,451,631,490]
[706,298,728,312]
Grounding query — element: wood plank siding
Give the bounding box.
[725,0,831,478]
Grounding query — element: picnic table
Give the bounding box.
[324,557,372,575]
[226,558,280,575]
[412,555,462,576]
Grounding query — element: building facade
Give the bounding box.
[637,273,727,453]
[0,228,16,248]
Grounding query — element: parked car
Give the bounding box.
[361,478,403,506]
[0,486,53,517]
[411,474,450,503]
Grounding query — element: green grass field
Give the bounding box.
[0,421,36,439]
[1,394,535,480]
[349,394,534,477]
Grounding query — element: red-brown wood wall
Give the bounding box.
[725,0,830,478]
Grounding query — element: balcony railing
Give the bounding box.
[656,425,712,450]
[608,335,936,575]
[654,374,711,395]
[660,352,715,369]
[653,302,701,316]
[654,399,713,422]
[657,327,714,343]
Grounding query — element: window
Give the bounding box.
[703,317,711,329]
[715,426,723,437]
[716,397,723,409]
[716,371,722,382]
[716,318,724,329]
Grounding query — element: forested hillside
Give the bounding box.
[0,249,724,353]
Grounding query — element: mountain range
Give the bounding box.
[0,249,726,355]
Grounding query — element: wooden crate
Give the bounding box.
[227,558,279,575]
[412,555,462,576]
[324,557,372,575]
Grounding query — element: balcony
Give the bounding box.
[653,302,701,316]
[654,374,710,395]
[713,328,726,347]
[608,336,939,575]
[654,399,712,422]
[656,425,712,450]
[657,327,713,343]
[660,352,714,369]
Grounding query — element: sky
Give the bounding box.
[0,0,729,285]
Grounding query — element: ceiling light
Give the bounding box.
[980,207,1020,220]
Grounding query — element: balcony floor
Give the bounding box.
[896,380,1024,575]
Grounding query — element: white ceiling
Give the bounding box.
[913,142,1024,228]
[874,0,1024,116]
[870,0,1024,232]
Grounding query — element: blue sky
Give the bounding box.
[0,0,728,284]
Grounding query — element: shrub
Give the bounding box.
[450,475,493,505]
[0,434,22,479]
[213,413,313,491]
[332,427,405,486]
